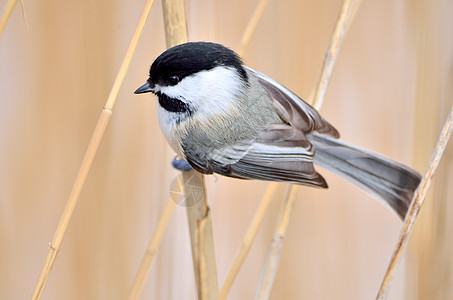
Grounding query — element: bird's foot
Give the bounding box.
[172,156,193,171]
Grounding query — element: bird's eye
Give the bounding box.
[168,75,179,86]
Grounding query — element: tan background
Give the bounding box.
[1,0,452,299]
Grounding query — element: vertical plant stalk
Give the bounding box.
[219,182,278,300]
[30,0,156,299]
[407,2,448,298]
[127,196,178,300]
[0,0,18,38]
[255,0,359,298]
[214,1,276,297]
[162,0,188,49]
[376,106,453,300]
[312,0,357,110]
[183,170,219,300]
[236,0,270,57]
[127,1,271,297]
[255,185,298,300]
[31,110,111,300]
[161,0,219,298]
[345,0,362,35]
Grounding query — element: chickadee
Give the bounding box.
[135,41,421,220]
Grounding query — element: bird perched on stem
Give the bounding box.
[135,41,421,220]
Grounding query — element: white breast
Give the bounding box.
[155,66,246,156]
[156,103,185,157]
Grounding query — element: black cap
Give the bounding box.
[148,42,248,87]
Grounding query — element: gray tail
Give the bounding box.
[308,133,421,220]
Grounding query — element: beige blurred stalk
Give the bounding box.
[236,0,269,57]
[219,182,278,300]
[162,0,219,299]
[0,0,18,38]
[255,184,299,299]
[312,0,360,111]
[126,0,273,298]
[29,0,156,298]
[406,1,453,299]
[255,0,360,298]
[376,106,453,299]
[126,197,178,300]
[183,170,219,300]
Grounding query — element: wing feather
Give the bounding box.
[183,67,338,188]
[245,66,339,138]
[185,124,327,188]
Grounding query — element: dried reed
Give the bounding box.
[183,170,219,300]
[30,0,156,298]
[126,195,178,300]
[376,106,453,299]
[236,0,269,57]
[0,0,18,38]
[127,0,272,298]
[255,0,360,298]
[312,0,360,110]
[162,0,219,298]
[255,184,298,300]
[219,182,278,300]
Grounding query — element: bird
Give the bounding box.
[134,41,421,220]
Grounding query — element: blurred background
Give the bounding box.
[1,0,452,299]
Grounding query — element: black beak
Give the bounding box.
[134,82,153,94]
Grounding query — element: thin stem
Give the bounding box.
[215,1,278,297]
[162,0,188,47]
[236,0,270,57]
[312,0,357,110]
[376,106,453,299]
[0,0,18,38]
[105,0,156,109]
[30,0,156,298]
[31,108,111,300]
[183,170,219,300]
[255,185,298,300]
[161,0,219,299]
[127,0,271,296]
[345,0,362,35]
[255,0,359,298]
[219,183,278,300]
[127,197,178,300]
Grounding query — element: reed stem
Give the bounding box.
[0,0,18,38]
[255,185,298,300]
[236,0,270,57]
[31,109,111,300]
[30,0,156,298]
[219,183,278,300]
[127,0,270,297]
[183,170,219,300]
[376,106,453,299]
[127,196,178,300]
[161,0,219,298]
[312,0,358,110]
[255,0,359,297]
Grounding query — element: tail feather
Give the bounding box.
[308,133,421,220]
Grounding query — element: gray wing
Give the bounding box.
[185,123,328,187]
[245,66,339,138]
[184,67,340,188]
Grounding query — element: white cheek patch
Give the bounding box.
[158,66,246,117]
